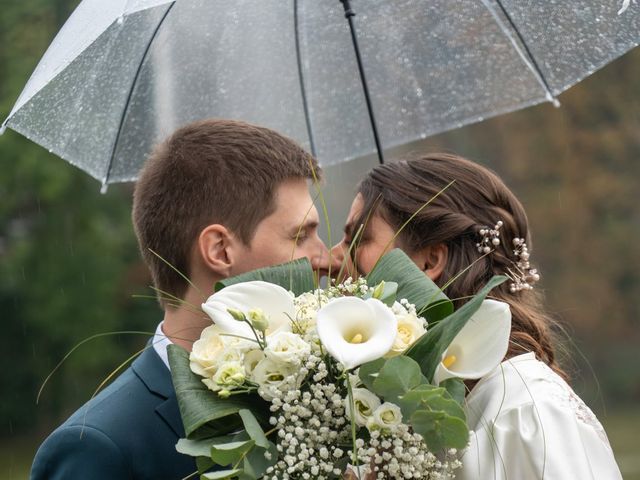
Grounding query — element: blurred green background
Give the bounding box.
[1,1,638,479]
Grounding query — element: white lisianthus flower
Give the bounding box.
[367,402,402,433]
[433,299,512,385]
[201,281,294,338]
[251,357,298,401]
[316,297,398,370]
[243,349,265,377]
[345,388,381,427]
[264,331,311,364]
[189,325,225,378]
[211,361,246,389]
[386,312,427,357]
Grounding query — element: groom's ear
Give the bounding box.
[413,243,448,282]
[197,224,234,277]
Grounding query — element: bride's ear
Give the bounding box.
[412,244,448,282]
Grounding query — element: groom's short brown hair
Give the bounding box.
[132,119,320,302]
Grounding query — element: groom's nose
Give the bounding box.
[329,241,355,282]
[309,241,342,279]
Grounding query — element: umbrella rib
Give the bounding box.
[483,0,560,107]
[102,2,177,190]
[294,0,317,157]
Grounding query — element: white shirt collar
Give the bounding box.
[153,321,173,370]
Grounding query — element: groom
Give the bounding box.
[30,119,337,479]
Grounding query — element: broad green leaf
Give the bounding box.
[440,378,466,405]
[239,409,269,449]
[366,249,453,323]
[168,345,267,439]
[358,358,386,391]
[210,440,255,467]
[411,410,469,451]
[201,469,243,479]
[215,258,315,295]
[372,356,422,402]
[405,275,507,382]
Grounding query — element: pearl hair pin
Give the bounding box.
[477,220,541,293]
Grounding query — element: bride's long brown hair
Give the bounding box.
[357,153,568,381]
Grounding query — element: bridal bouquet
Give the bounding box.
[168,250,510,479]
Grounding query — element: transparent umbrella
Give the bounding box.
[2,0,638,188]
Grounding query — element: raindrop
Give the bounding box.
[100,183,108,194]
[117,15,124,25]
[0,125,5,135]
[416,88,423,98]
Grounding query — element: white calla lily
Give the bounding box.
[201,281,295,339]
[316,297,398,370]
[433,299,511,385]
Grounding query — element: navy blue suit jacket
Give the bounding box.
[31,345,195,479]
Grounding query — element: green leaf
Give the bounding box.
[168,344,268,439]
[215,258,315,295]
[411,410,469,451]
[196,457,216,474]
[240,441,278,479]
[396,384,447,418]
[440,378,466,405]
[239,409,269,449]
[425,395,466,421]
[358,358,386,391]
[201,469,243,479]
[371,356,422,402]
[176,437,219,458]
[210,440,255,467]
[366,249,453,323]
[368,281,398,307]
[405,275,507,382]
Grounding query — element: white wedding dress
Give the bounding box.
[459,352,622,479]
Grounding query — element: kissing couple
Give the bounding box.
[31,119,621,479]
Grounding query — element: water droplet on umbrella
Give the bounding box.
[117,15,124,25]
[0,125,6,135]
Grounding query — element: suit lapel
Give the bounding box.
[132,345,185,438]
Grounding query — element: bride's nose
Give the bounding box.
[329,240,355,281]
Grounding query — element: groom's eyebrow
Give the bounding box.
[288,219,319,235]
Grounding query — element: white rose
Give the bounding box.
[367,402,402,433]
[189,325,225,377]
[251,357,299,401]
[386,312,427,356]
[264,331,311,365]
[243,349,265,377]
[345,388,381,427]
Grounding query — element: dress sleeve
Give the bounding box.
[30,424,130,480]
[458,399,622,480]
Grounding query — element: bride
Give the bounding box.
[332,153,622,479]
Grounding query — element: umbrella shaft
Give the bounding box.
[340,0,385,165]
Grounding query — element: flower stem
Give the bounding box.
[345,373,360,473]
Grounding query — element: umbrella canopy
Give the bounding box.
[3,0,638,186]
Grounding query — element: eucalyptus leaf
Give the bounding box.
[440,378,466,405]
[176,437,219,458]
[424,395,466,421]
[201,469,243,479]
[215,257,315,295]
[371,356,422,402]
[411,410,469,451]
[240,441,278,479]
[396,384,446,418]
[210,440,255,467]
[358,358,386,391]
[405,275,507,382]
[168,345,267,439]
[366,249,453,323]
[239,409,269,449]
